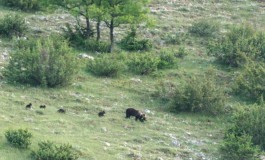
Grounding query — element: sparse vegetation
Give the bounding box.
[189,19,220,37]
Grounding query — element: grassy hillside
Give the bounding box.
[0,0,264,159]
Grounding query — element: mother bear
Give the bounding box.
[125,108,146,122]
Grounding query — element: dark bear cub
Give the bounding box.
[126,108,146,122]
[98,111,105,117]
[25,103,32,109]
[57,108,66,113]
[40,105,46,109]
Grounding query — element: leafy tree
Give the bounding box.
[102,0,150,52]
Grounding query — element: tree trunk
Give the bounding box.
[85,17,90,39]
[108,18,114,53]
[96,18,101,41]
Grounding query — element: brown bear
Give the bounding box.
[25,103,32,109]
[40,105,46,109]
[125,108,146,122]
[57,108,66,113]
[98,111,105,117]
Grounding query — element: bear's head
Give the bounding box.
[139,113,146,122]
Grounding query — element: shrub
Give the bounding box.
[163,32,187,45]
[1,0,40,11]
[120,28,152,51]
[5,129,32,148]
[233,62,265,102]
[227,104,265,150]
[189,19,220,37]
[0,14,28,37]
[208,25,265,67]
[4,36,78,87]
[127,52,160,75]
[87,54,125,77]
[220,133,260,160]
[152,81,176,102]
[84,39,110,53]
[157,50,178,69]
[31,141,79,160]
[63,23,109,52]
[175,46,188,58]
[172,70,226,115]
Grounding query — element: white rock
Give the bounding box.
[130,78,142,83]
[104,142,110,147]
[172,140,181,147]
[78,53,94,60]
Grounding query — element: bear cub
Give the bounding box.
[98,111,105,117]
[126,108,146,122]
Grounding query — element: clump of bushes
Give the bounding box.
[157,50,178,69]
[208,25,265,67]
[227,104,265,149]
[63,23,109,52]
[31,141,79,160]
[5,129,32,148]
[127,52,160,75]
[1,0,41,11]
[171,70,226,115]
[4,35,78,87]
[175,46,188,58]
[0,14,28,37]
[233,62,265,102]
[84,39,110,53]
[87,54,125,77]
[189,19,220,37]
[220,104,265,159]
[119,28,152,51]
[220,133,260,160]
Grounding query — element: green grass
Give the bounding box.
[0,0,264,159]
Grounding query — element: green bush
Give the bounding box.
[5,129,32,148]
[175,46,188,58]
[127,52,160,75]
[189,19,220,37]
[63,23,109,52]
[0,14,28,37]
[227,104,265,150]
[1,0,40,11]
[234,62,265,102]
[220,133,260,160]
[208,25,265,67]
[87,54,125,77]
[163,32,187,45]
[84,39,110,53]
[31,141,79,160]
[4,36,78,87]
[172,70,226,115]
[157,50,178,69]
[120,28,152,51]
[152,81,176,102]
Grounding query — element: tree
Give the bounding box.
[102,0,150,52]
[53,0,95,39]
